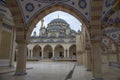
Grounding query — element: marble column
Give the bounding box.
[15,41,27,75]
[91,41,103,79]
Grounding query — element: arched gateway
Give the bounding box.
[0,0,119,80]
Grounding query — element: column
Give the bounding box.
[9,28,16,67]
[27,49,30,58]
[76,35,83,65]
[77,50,83,65]
[0,18,2,48]
[31,49,33,58]
[83,51,87,67]
[91,41,103,79]
[64,50,66,58]
[15,41,27,75]
[67,49,69,58]
[41,48,44,59]
[86,49,92,71]
[90,0,104,79]
[52,48,55,58]
[116,46,120,62]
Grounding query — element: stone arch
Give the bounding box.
[43,45,53,59]
[101,35,117,57]
[85,27,91,50]
[69,44,76,58]
[102,0,120,23]
[102,34,117,47]
[0,1,15,67]
[102,26,120,46]
[6,0,27,43]
[27,3,89,38]
[33,45,42,58]
[54,44,64,58]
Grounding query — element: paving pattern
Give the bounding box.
[1,62,119,80]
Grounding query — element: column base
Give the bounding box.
[14,72,27,76]
[92,78,104,80]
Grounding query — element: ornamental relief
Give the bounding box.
[34,0,70,3]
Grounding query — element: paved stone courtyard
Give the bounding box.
[0,61,120,80]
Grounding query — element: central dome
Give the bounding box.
[47,18,70,29]
[50,18,68,24]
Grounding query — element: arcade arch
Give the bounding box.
[33,45,42,58]
[43,45,53,59]
[54,45,64,58]
[69,44,76,58]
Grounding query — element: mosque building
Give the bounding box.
[27,18,80,61]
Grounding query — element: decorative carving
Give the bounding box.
[78,0,87,9]
[25,3,34,12]
[34,0,70,3]
[105,0,116,7]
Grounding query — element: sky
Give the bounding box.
[31,11,82,35]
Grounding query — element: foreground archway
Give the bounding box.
[5,1,114,79]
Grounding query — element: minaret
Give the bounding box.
[39,18,45,36]
[40,18,45,29]
[33,31,37,37]
[58,14,59,18]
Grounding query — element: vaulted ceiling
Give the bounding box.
[17,0,91,25]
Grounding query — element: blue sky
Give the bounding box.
[31,11,82,35]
